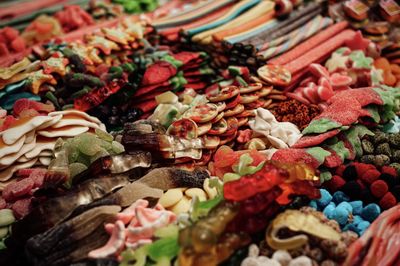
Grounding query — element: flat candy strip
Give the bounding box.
[284,29,356,74]
[269,21,349,66]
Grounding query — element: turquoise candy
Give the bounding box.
[0,92,40,110]
[4,79,26,94]
[343,223,359,234]
[332,191,350,204]
[328,201,336,207]
[323,204,336,220]
[309,200,318,209]
[337,202,353,213]
[353,215,363,225]
[316,189,332,209]
[349,201,363,215]
[361,203,381,222]
[357,221,370,235]
[0,79,27,100]
[333,206,349,225]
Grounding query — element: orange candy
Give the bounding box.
[374,57,398,86]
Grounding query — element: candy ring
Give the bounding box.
[257,65,292,86]
[167,118,198,139]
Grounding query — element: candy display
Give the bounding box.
[1,0,400,265]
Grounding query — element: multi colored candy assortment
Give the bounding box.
[0,0,400,265]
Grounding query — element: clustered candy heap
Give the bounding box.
[324,162,400,210]
[310,189,381,236]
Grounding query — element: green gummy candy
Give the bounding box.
[75,152,92,166]
[66,143,79,163]
[95,128,113,142]
[76,133,102,156]
[0,227,8,239]
[69,162,88,177]
[329,141,351,161]
[148,236,179,261]
[320,171,332,183]
[302,118,342,135]
[306,147,331,165]
[0,209,15,227]
[111,141,125,154]
[90,148,110,163]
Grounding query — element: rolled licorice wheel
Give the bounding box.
[256,5,322,48]
[275,0,293,18]
[240,2,320,46]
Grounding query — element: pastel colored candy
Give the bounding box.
[2,115,54,145]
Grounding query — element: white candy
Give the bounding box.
[272,250,292,266]
[159,188,184,208]
[288,256,313,266]
[249,108,302,149]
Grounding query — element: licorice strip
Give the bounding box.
[212,9,276,42]
[259,16,333,60]
[269,21,349,66]
[152,0,235,29]
[240,2,321,46]
[255,5,322,48]
[284,29,356,74]
[188,0,261,38]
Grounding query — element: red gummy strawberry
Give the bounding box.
[325,175,346,191]
[379,192,397,210]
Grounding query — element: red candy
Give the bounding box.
[2,178,34,202]
[13,98,55,117]
[11,198,32,219]
[379,192,397,210]
[325,175,346,191]
[360,169,380,184]
[370,180,388,198]
[223,166,284,202]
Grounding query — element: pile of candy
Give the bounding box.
[0,0,400,266]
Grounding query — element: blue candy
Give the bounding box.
[352,215,363,225]
[333,207,349,225]
[357,221,370,235]
[343,223,359,234]
[323,204,336,220]
[349,201,363,215]
[361,204,381,222]
[316,189,332,209]
[309,200,318,210]
[332,191,350,204]
[328,201,336,207]
[337,202,353,213]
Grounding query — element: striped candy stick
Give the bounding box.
[259,16,334,60]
